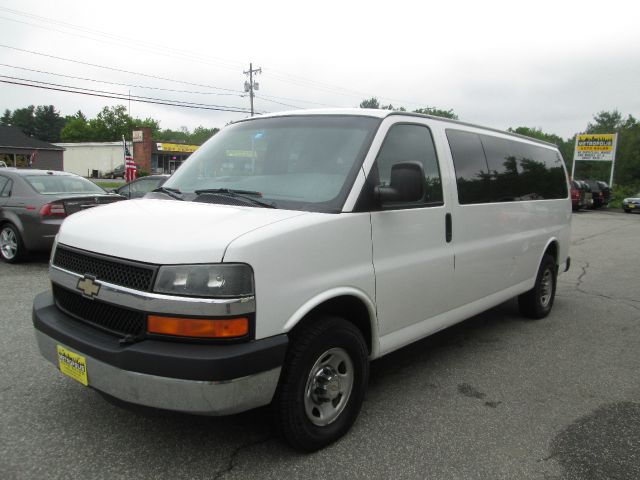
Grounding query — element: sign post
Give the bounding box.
[571,133,618,187]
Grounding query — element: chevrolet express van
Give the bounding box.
[33,109,571,451]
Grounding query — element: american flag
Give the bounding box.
[124,142,137,182]
[29,149,37,167]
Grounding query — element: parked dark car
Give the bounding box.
[622,193,640,213]
[570,180,586,211]
[111,174,170,199]
[0,169,125,263]
[576,180,594,209]
[597,181,611,207]
[579,180,605,209]
[105,163,126,179]
[105,163,141,179]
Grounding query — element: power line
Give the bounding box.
[0,7,245,71]
[0,63,243,96]
[0,8,424,108]
[0,44,244,94]
[0,77,256,113]
[0,75,251,110]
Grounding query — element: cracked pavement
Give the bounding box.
[1,210,639,479]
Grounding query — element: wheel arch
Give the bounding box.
[283,288,378,358]
[542,238,559,267]
[0,212,24,234]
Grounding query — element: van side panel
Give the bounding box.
[449,200,571,308]
[222,208,377,344]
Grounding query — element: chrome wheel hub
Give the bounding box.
[304,347,354,426]
[540,268,553,307]
[0,228,17,260]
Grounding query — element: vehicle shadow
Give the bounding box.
[81,299,523,451]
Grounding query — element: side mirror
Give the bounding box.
[374,161,425,205]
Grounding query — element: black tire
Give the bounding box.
[518,254,557,319]
[624,209,631,213]
[0,223,25,263]
[272,315,369,452]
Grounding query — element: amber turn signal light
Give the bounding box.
[147,315,249,338]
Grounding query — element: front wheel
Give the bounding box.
[518,254,557,319]
[0,224,25,263]
[272,316,369,452]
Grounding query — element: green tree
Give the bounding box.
[586,110,625,133]
[190,126,219,144]
[60,111,91,142]
[359,97,380,109]
[89,105,134,141]
[1,109,11,126]
[33,105,66,142]
[413,107,458,120]
[11,105,36,137]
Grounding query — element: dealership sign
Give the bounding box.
[571,133,618,186]
[573,133,617,161]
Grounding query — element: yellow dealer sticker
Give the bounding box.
[56,345,88,386]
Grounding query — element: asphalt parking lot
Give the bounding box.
[1,210,639,480]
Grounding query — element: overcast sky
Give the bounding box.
[0,0,638,139]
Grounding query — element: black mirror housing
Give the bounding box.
[374,161,425,206]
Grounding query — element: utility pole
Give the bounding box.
[243,63,261,116]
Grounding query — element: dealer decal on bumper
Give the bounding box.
[56,345,88,386]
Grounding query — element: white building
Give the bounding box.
[53,142,132,177]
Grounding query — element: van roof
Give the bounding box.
[246,108,558,148]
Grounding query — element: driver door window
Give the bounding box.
[375,124,443,205]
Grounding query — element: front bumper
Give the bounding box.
[33,291,288,415]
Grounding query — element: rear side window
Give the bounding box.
[25,175,105,195]
[375,124,443,205]
[445,130,491,204]
[447,129,567,204]
[0,176,9,196]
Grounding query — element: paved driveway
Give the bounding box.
[1,210,638,479]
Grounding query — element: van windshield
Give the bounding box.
[164,115,381,212]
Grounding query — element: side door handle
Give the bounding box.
[445,213,452,243]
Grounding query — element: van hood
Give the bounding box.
[57,199,307,264]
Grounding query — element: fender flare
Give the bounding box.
[282,286,380,358]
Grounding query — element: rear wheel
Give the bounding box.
[518,254,557,319]
[0,224,25,263]
[272,316,369,452]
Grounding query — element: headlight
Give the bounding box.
[154,264,254,298]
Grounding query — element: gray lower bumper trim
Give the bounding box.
[35,330,281,415]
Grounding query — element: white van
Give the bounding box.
[33,109,571,451]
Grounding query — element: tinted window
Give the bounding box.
[481,135,522,201]
[117,185,131,197]
[516,143,567,200]
[25,175,105,195]
[0,176,8,196]
[448,129,567,203]
[446,130,491,204]
[130,178,165,198]
[375,124,443,205]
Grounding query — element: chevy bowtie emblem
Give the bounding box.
[77,276,100,299]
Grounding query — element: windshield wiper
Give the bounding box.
[193,188,276,208]
[152,186,184,200]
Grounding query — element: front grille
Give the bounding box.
[53,284,145,336]
[53,246,156,292]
